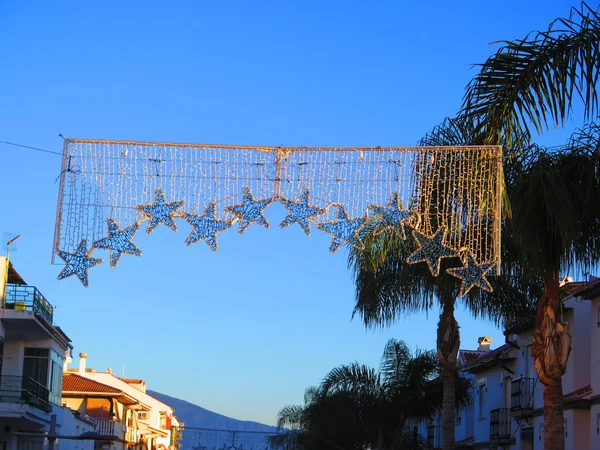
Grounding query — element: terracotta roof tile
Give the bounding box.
[462,344,514,371]
[458,350,486,366]
[118,378,145,384]
[62,374,122,394]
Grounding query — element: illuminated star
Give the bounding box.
[368,192,414,239]
[93,219,142,267]
[447,252,496,297]
[182,202,234,251]
[136,188,184,233]
[279,189,327,235]
[225,188,273,234]
[57,240,103,287]
[406,227,458,276]
[317,205,367,252]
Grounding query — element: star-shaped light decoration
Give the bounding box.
[93,219,142,267]
[279,189,327,235]
[317,205,367,252]
[447,252,496,297]
[136,188,184,233]
[368,192,414,239]
[56,240,103,287]
[182,202,234,251]
[225,187,273,234]
[406,227,458,276]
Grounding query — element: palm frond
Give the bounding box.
[319,363,380,398]
[462,2,600,148]
[347,228,442,328]
[379,338,413,382]
[507,127,600,277]
[276,405,306,430]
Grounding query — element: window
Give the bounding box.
[524,344,532,378]
[478,384,487,419]
[48,350,64,405]
[23,348,64,405]
[159,412,167,429]
[23,348,49,386]
[455,413,462,426]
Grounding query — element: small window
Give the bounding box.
[455,414,462,426]
[478,384,487,419]
[159,412,167,429]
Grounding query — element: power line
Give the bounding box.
[0,140,62,156]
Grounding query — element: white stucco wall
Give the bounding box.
[79,371,175,448]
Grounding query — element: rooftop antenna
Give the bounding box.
[122,365,125,378]
[6,235,20,263]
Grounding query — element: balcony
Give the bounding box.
[96,419,120,437]
[427,425,442,450]
[0,375,51,413]
[95,419,138,443]
[511,377,534,416]
[490,408,512,444]
[4,284,54,324]
[126,427,138,444]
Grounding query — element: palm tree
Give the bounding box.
[460,4,600,449]
[500,126,600,450]
[348,116,542,450]
[272,339,471,450]
[462,2,600,150]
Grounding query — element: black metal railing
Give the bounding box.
[511,377,534,411]
[490,408,511,440]
[0,375,51,413]
[4,284,54,324]
[426,425,442,450]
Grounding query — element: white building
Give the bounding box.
[65,355,181,450]
[415,277,600,450]
[0,257,98,450]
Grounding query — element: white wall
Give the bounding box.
[590,298,600,396]
[79,371,175,448]
[58,408,96,450]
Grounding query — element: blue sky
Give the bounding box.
[0,0,586,426]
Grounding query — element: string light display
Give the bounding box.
[225,187,273,233]
[93,218,142,267]
[406,227,458,277]
[368,192,415,239]
[279,188,327,235]
[136,188,184,233]
[56,240,103,287]
[182,202,234,250]
[317,205,368,252]
[447,252,496,297]
[53,139,502,287]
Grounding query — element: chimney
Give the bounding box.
[107,368,112,374]
[79,353,88,375]
[478,337,492,352]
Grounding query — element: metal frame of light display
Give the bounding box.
[53,139,502,292]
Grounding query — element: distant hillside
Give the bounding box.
[148,391,279,433]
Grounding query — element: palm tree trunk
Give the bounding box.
[532,264,571,450]
[376,427,384,450]
[437,291,459,450]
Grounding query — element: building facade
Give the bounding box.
[0,257,98,450]
[64,356,180,450]
[415,278,600,450]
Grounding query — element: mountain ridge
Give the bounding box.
[148,390,279,433]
